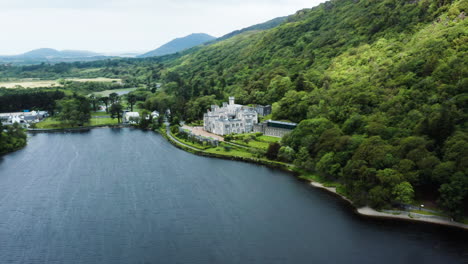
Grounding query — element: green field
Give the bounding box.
[231,139,270,150]
[35,116,118,129]
[90,88,137,97]
[205,145,256,159]
[0,77,122,89]
[230,133,280,150]
[257,135,281,143]
[91,112,110,117]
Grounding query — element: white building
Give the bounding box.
[0,111,48,125]
[123,112,140,124]
[203,97,258,135]
[151,111,160,119]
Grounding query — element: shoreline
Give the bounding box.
[27,124,128,133]
[309,181,468,230]
[27,125,468,230]
[162,126,468,231]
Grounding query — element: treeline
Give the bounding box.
[55,94,92,126]
[0,123,27,155]
[0,58,168,89]
[281,117,467,219]
[0,88,65,113]
[59,80,129,94]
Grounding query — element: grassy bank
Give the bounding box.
[35,115,119,129]
[162,126,291,170]
[227,133,280,150]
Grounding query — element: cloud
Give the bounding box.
[0,0,325,54]
[0,0,318,9]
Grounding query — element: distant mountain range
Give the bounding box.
[19,48,101,59]
[0,16,289,63]
[0,48,108,64]
[138,33,216,58]
[138,17,289,58]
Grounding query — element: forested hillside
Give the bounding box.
[0,0,466,218]
[213,16,289,43]
[155,0,467,218]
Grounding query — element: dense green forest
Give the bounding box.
[0,88,65,113]
[155,0,468,219]
[0,0,466,218]
[0,123,27,155]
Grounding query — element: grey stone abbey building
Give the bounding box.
[203,97,258,135]
[203,96,296,137]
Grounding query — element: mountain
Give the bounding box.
[20,48,61,58]
[157,0,468,218]
[0,48,105,64]
[138,33,216,58]
[57,50,101,58]
[213,16,288,43]
[12,48,101,59]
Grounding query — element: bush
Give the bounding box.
[170,125,180,134]
[266,143,281,160]
[223,145,232,152]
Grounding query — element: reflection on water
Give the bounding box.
[0,128,466,264]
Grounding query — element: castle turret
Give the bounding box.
[229,96,235,105]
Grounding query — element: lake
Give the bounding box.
[0,128,466,264]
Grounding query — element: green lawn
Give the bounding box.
[35,116,118,129]
[205,145,256,158]
[89,118,119,126]
[409,210,448,217]
[90,88,137,97]
[257,135,281,143]
[35,118,69,129]
[91,112,110,117]
[232,139,270,150]
[171,132,212,150]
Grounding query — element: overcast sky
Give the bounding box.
[0,0,325,55]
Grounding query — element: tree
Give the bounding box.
[56,96,91,126]
[139,110,151,128]
[109,92,119,104]
[316,152,342,179]
[89,94,98,112]
[171,115,180,126]
[0,122,27,155]
[438,172,468,220]
[266,143,281,160]
[127,94,137,112]
[109,103,123,123]
[100,97,110,113]
[278,146,295,162]
[283,117,335,152]
[392,181,414,204]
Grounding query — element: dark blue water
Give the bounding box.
[0,128,466,264]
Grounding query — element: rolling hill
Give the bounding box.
[138,33,216,58]
[0,48,106,64]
